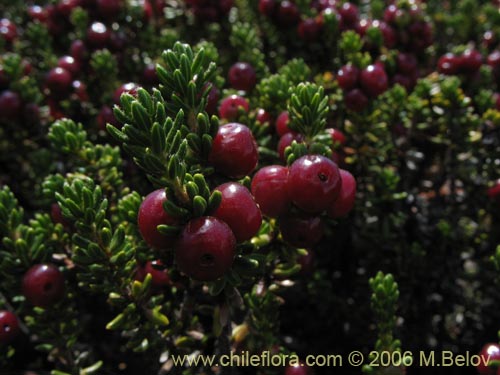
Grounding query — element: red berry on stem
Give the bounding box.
[87,22,110,49]
[28,5,49,22]
[0,19,18,43]
[97,105,118,131]
[0,311,20,345]
[279,213,324,248]
[136,260,171,288]
[212,182,262,242]
[360,64,388,98]
[275,111,290,136]
[277,1,300,26]
[58,56,80,78]
[460,48,483,74]
[437,53,460,75]
[0,90,22,120]
[337,64,359,91]
[397,53,418,74]
[175,216,236,281]
[251,165,291,217]
[256,108,272,125]
[205,83,220,116]
[228,62,257,92]
[287,154,342,213]
[325,128,346,146]
[70,39,88,62]
[338,2,358,27]
[142,63,159,85]
[218,95,250,120]
[477,343,500,375]
[138,189,179,250]
[209,123,258,178]
[278,132,304,161]
[327,169,356,218]
[298,18,322,42]
[344,88,368,111]
[22,264,65,307]
[46,67,73,98]
[258,0,276,17]
[113,82,139,104]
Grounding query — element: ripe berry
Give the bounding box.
[338,2,358,27]
[142,63,159,85]
[279,213,324,248]
[460,48,483,74]
[50,203,70,228]
[46,67,73,97]
[278,132,304,161]
[70,39,88,62]
[275,111,290,136]
[337,64,359,91]
[209,123,258,178]
[488,180,500,200]
[251,165,291,217]
[325,128,346,146]
[397,53,418,74]
[219,95,250,120]
[113,82,139,104]
[138,189,179,249]
[360,64,388,98]
[0,90,22,120]
[298,18,322,42]
[437,53,460,75]
[22,264,65,307]
[57,0,81,17]
[327,169,356,218]
[287,154,342,213]
[0,311,20,345]
[277,1,300,26]
[87,22,110,49]
[256,108,272,125]
[228,62,257,92]
[135,260,171,288]
[97,105,118,131]
[258,0,276,17]
[477,343,500,375]
[97,0,122,19]
[0,19,17,43]
[212,182,262,242]
[58,56,80,78]
[175,216,236,281]
[28,5,49,22]
[205,83,220,116]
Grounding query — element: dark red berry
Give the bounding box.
[460,48,482,74]
[46,67,73,97]
[287,154,342,213]
[212,182,262,242]
[275,111,290,136]
[298,18,322,42]
[109,31,128,52]
[209,123,259,178]
[438,53,460,75]
[97,105,118,131]
[97,0,122,19]
[142,63,159,85]
[337,64,359,91]
[228,62,257,92]
[384,4,403,25]
[344,88,368,112]
[477,343,500,375]
[488,180,500,200]
[327,169,356,218]
[72,80,88,101]
[487,51,500,68]
[87,22,110,49]
[338,2,358,27]
[258,0,276,17]
[325,128,346,146]
[397,53,418,74]
[0,90,22,120]
[58,56,80,78]
[22,264,65,307]
[70,39,88,62]
[0,311,20,345]
[28,5,49,22]
[277,1,300,26]
[135,260,171,288]
[57,0,81,17]
[0,19,18,43]
[175,216,236,281]
[360,64,388,98]
[205,83,220,116]
[278,132,304,161]
[285,362,313,375]
[23,102,41,126]
[138,189,180,249]
[113,82,139,104]
[218,95,250,120]
[378,21,397,48]
[251,165,291,217]
[50,203,70,228]
[279,213,324,248]
[256,108,272,125]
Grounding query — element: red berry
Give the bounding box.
[218,95,250,120]
[57,0,81,17]
[487,51,500,68]
[175,216,236,281]
[212,182,262,242]
[287,154,342,213]
[228,62,257,92]
[298,18,322,42]
[251,165,291,217]
[337,64,359,91]
[277,1,300,26]
[278,132,304,161]
[0,90,22,120]
[377,21,397,48]
[28,5,49,22]
[438,53,460,75]
[344,88,368,111]
[0,19,18,43]
[22,264,65,307]
[46,67,73,97]
[360,64,388,98]
[0,311,20,345]
[488,180,500,199]
[113,82,139,104]
[87,22,110,49]
[325,128,346,146]
[205,83,220,116]
[258,0,276,17]
[397,53,418,74]
[460,48,483,74]
[327,169,356,218]
[279,213,324,248]
[384,4,403,25]
[97,0,122,19]
[142,63,159,85]
[209,123,259,178]
[70,39,88,62]
[58,56,80,78]
[275,111,290,136]
[138,189,180,249]
[477,343,500,375]
[136,260,171,288]
[256,108,272,125]
[50,203,70,227]
[338,2,358,27]
[97,105,119,131]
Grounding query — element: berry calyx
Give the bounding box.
[287,154,342,213]
[0,311,20,345]
[209,122,259,178]
[175,216,236,281]
[218,94,250,120]
[326,169,356,218]
[251,165,291,217]
[228,62,257,92]
[212,182,262,242]
[22,264,65,307]
[138,189,180,250]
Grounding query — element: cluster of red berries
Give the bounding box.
[477,343,500,375]
[184,0,234,22]
[438,48,483,76]
[337,63,388,111]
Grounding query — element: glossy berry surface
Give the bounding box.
[477,343,500,375]
[258,0,276,16]
[298,18,321,42]
[22,264,65,307]
[138,189,179,249]
[218,94,250,120]
[438,53,460,75]
[213,182,262,242]
[57,56,80,78]
[360,64,388,98]
[287,154,342,213]
[175,216,236,281]
[275,111,291,136]
[135,260,171,288]
[279,213,324,248]
[113,82,139,104]
[344,88,368,111]
[326,128,346,146]
[277,1,300,26]
[327,169,356,218]
[46,67,73,97]
[87,22,110,49]
[337,64,359,91]
[251,165,291,217]
[256,108,272,124]
[0,90,22,120]
[460,48,482,73]
[278,132,304,161]
[228,62,257,91]
[205,83,220,116]
[209,123,258,178]
[0,311,19,345]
